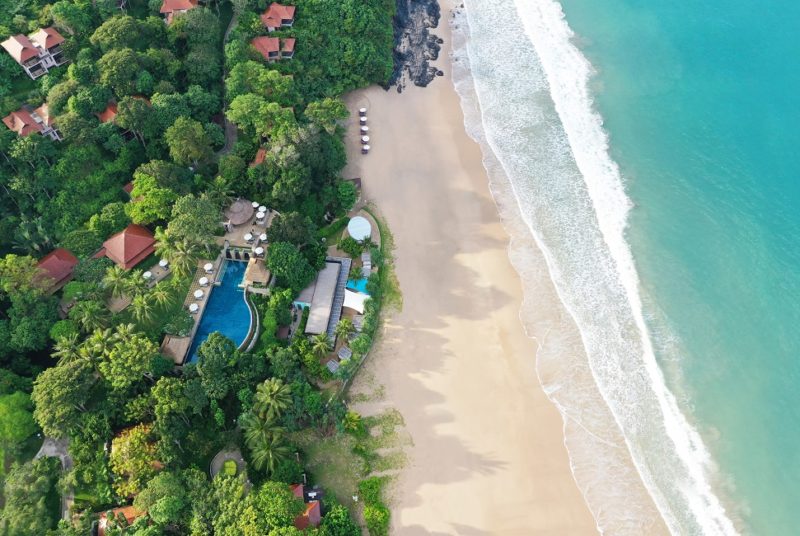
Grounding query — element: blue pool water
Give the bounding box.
[346,278,369,294]
[186,260,251,363]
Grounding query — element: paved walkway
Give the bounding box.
[210,448,246,478]
[35,437,74,520]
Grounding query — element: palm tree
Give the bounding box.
[342,410,362,433]
[156,229,200,279]
[334,319,355,342]
[52,333,81,362]
[112,323,137,343]
[240,413,292,474]
[131,294,155,325]
[124,270,148,297]
[102,265,129,299]
[253,378,292,421]
[71,300,109,332]
[149,283,172,309]
[84,328,114,356]
[311,333,332,359]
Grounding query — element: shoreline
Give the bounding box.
[342,0,602,532]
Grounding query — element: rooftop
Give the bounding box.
[160,0,198,13]
[2,108,42,136]
[224,198,255,226]
[97,102,118,123]
[261,3,296,27]
[36,248,78,293]
[102,224,156,270]
[30,27,65,49]
[1,34,38,63]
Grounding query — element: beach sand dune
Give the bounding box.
[343,13,601,535]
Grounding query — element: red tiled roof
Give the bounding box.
[33,104,53,127]
[2,108,43,136]
[122,181,134,194]
[97,506,143,536]
[294,501,321,530]
[97,102,118,123]
[290,483,304,499]
[1,34,39,63]
[160,0,197,13]
[282,38,295,53]
[29,27,64,50]
[261,3,296,28]
[36,248,78,292]
[251,36,280,59]
[102,224,155,270]
[250,147,267,167]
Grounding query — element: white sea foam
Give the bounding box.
[449,0,740,533]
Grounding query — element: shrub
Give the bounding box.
[223,459,238,476]
[60,228,103,258]
[337,181,357,212]
[338,236,362,258]
[358,476,387,506]
[49,319,79,342]
[363,504,390,536]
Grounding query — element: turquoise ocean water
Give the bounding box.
[452,0,800,533]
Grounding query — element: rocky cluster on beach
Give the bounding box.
[389,0,443,92]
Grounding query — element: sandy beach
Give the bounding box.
[342,3,600,533]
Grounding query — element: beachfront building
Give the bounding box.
[36,248,78,294]
[2,104,62,141]
[251,36,295,62]
[1,27,66,79]
[97,224,156,270]
[261,3,296,31]
[160,0,198,24]
[295,256,351,340]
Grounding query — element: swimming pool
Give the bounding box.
[186,260,251,363]
[346,278,369,294]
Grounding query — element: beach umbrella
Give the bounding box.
[142,271,152,279]
[360,126,369,133]
[194,289,204,299]
[244,233,253,242]
[259,233,267,241]
[199,276,209,286]
[204,262,213,273]
[359,107,367,115]
[158,259,168,268]
[189,303,199,313]
[360,116,367,124]
[254,246,264,256]
[361,145,370,154]
[361,136,370,143]
[251,201,260,208]
[258,205,267,212]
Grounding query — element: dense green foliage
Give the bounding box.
[0,0,397,531]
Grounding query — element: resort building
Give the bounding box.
[1,27,66,79]
[95,506,144,536]
[290,484,322,530]
[35,248,78,294]
[2,104,62,141]
[296,256,351,339]
[261,3,296,31]
[251,36,295,62]
[160,0,198,24]
[250,147,267,167]
[96,102,118,124]
[98,224,156,270]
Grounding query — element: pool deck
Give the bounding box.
[160,256,224,364]
[217,210,277,249]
